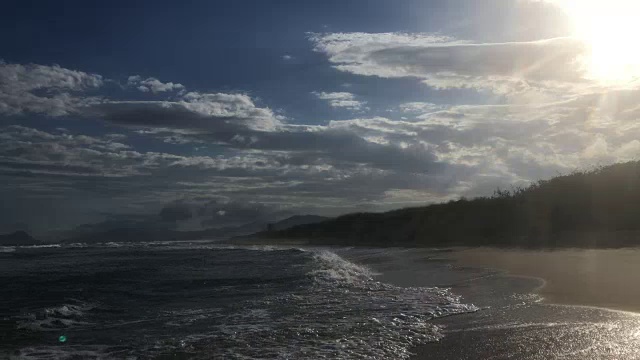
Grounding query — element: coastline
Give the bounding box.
[450,247,640,313]
[338,246,640,359]
[253,242,640,313]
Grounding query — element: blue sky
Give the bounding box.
[2,0,638,235]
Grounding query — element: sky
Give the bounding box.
[2,0,640,236]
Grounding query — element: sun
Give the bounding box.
[558,0,640,83]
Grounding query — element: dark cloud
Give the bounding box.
[88,92,282,134]
[197,199,291,228]
[159,203,193,222]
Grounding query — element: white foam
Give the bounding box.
[15,345,113,360]
[17,301,97,332]
[170,250,479,359]
[20,244,61,249]
[64,243,89,248]
[309,250,375,284]
[11,246,479,359]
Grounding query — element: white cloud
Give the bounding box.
[0,62,103,92]
[310,32,593,96]
[0,61,283,137]
[312,91,367,111]
[0,62,103,116]
[127,75,185,93]
[399,102,443,114]
[7,58,640,229]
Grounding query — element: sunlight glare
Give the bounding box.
[559,0,640,83]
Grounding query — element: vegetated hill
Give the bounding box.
[61,215,329,244]
[266,215,330,231]
[258,161,640,248]
[0,231,41,246]
[62,224,264,244]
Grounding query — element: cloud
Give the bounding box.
[376,92,640,192]
[309,32,591,96]
[7,62,635,212]
[0,62,103,116]
[196,199,290,227]
[312,91,367,111]
[86,91,284,139]
[127,75,185,93]
[0,62,279,138]
[0,61,283,136]
[0,123,463,231]
[399,102,443,114]
[0,125,289,178]
[7,58,640,233]
[159,203,193,222]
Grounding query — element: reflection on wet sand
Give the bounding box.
[453,247,640,313]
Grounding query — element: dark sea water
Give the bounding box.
[0,242,477,359]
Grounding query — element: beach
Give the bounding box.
[340,247,640,359]
[453,247,640,312]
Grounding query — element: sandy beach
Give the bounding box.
[452,247,640,313]
[339,246,640,359]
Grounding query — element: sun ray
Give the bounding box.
[555,0,640,83]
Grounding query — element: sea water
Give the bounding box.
[0,242,477,359]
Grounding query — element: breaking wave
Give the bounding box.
[4,243,478,359]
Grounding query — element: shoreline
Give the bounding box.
[243,242,640,314]
[450,247,640,314]
[337,246,640,359]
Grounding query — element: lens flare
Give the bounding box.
[556,0,640,83]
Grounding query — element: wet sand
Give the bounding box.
[339,247,640,359]
[417,247,640,359]
[452,247,640,313]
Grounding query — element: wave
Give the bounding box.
[171,249,479,359]
[15,345,115,360]
[309,249,375,284]
[17,300,97,332]
[8,245,479,359]
[19,244,62,249]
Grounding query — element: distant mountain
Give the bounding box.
[267,215,329,231]
[61,220,265,244]
[60,215,329,244]
[0,231,41,246]
[249,161,640,249]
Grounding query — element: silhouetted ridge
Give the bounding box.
[61,214,328,244]
[0,231,41,246]
[256,161,640,248]
[266,215,329,231]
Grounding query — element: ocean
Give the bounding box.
[0,242,478,359]
[7,242,640,359]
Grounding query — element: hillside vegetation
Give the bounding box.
[0,231,41,246]
[259,161,640,248]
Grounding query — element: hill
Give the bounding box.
[62,224,261,244]
[62,215,328,244]
[252,161,640,248]
[0,231,41,246]
[266,215,329,231]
